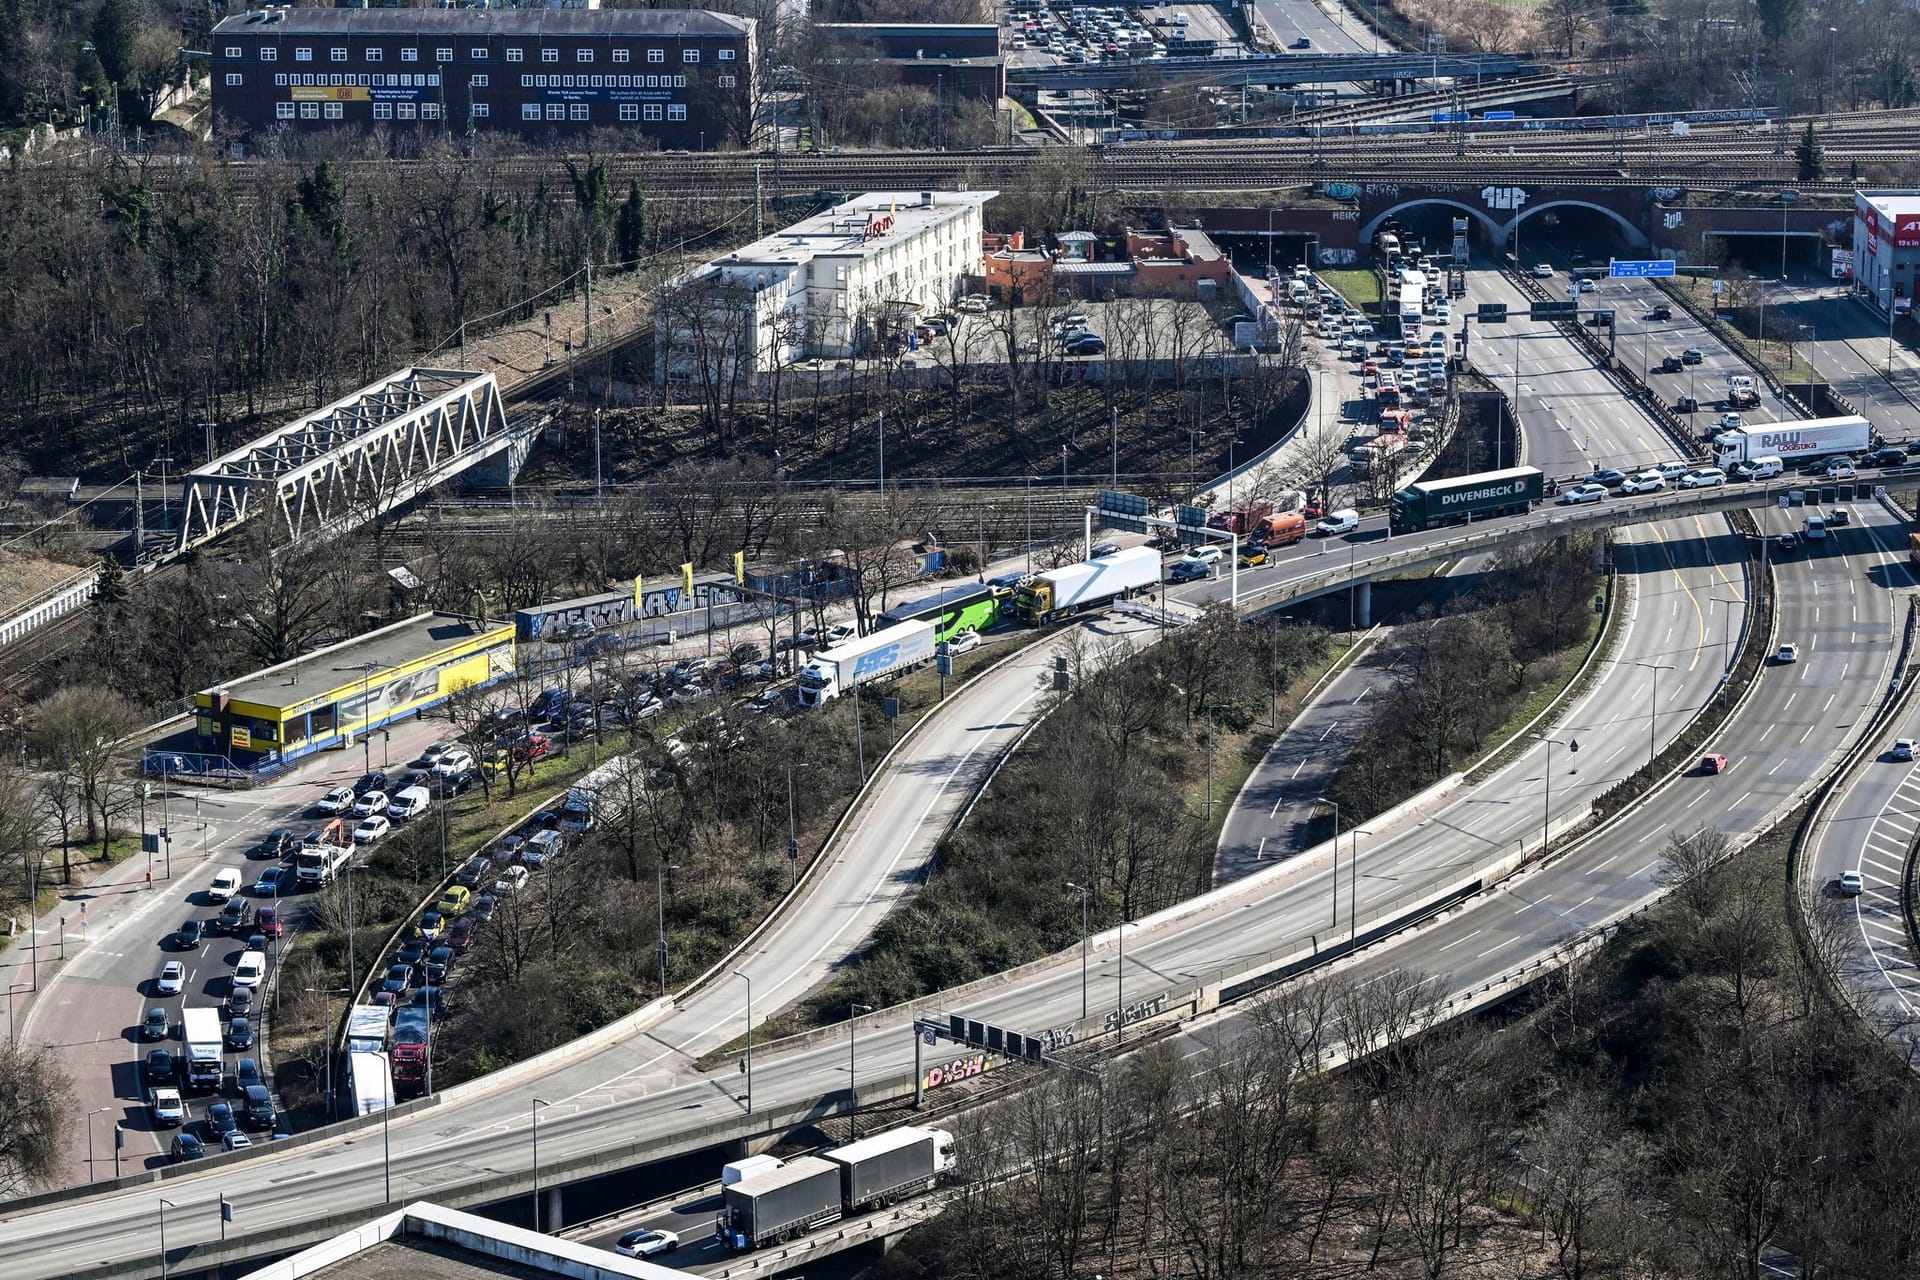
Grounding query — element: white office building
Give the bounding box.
[655,189,995,385]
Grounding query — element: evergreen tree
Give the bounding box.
[615,179,648,266]
[88,0,138,87]
[1795,121,1825,181]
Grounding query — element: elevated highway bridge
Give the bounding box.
[1006,50,1543,91]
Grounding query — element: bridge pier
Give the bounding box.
[1349,580,1371,629]
[541,1186,565,1233]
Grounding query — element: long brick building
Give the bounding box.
[210,6,756,149]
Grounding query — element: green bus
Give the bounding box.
[878,583,1007,643]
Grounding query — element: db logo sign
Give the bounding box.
[1482,186,1528,211]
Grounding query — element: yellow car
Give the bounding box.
[412,911,447,942]
[434,886,472,917]
[1237,548,1269,568]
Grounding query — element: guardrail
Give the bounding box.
[0,566,96,646]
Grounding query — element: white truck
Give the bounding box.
[796,620,936,707]
[346,1003,390,1055]
[1711,415,1872,468]
[1013,546,1160,624]
[181,1007,225,1094]
[145,1083,185,1128]
[1726,373,1760,408]
[716,1126,956,1253]
[347,1049,394,1116]
[295,821,353,890]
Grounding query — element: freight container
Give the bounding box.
[1013,546,1160,623]
[1710,416,1871,467]
[824,1126,956,1214]
[796,620,936,707]
[716,1155,843,1251]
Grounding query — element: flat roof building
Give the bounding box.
[1854,190,1920,317]
[655,189,996,385]
[192,612,514,766]
[210,7,755,150]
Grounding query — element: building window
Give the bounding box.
[675,75,686,87]
[506,47,523,62]
[648,48,664,63]
[374,102,393,120]
[331,47,345,62]
[428,73,439,86]
[260,47,276,61]
[471,48,487,59]
[327,74,340,86]
[619,103,638,121]
[224,45,241,59]
[436,48,453,63]
[668,103,686,121]
[299,101,319,118]
[276,101,295,119]
[612,48,629,63]
[618,74,631,87]
[561,74,573,88]
[683,49,699,63]
[546,103,564,120]
[522,103,541,120]
[364,48,381,62]
[644,104,662,121]
[274,73,286,86]
[401,48,418,62]
[569,102,589,120]
[421,102,441,120]
[718,74,735,88]
[397,102,417,119]
[324,102,343,119]
[470,73,488,87]
[294,47,312,62]
[577,48,592,63]
[470,102,490,118]
[224,72,242,86]
[522,75,533,87]
[719,48,736,60]
[542,48,558,63]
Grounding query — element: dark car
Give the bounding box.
[235,1057,263,1090]
[1676,393,1699,413]
[1659,355,1684,373]
[170,1132,207,1163]
[395,940,428,970]
[352,771,388,797]
[144,1048,175,1083]
[452,857,492,892]
[1682,347,1704,364]
[225,1016,255,1050]
[226,987,254,1019]
[1866,447,1908,468]
[1289,35,1312,48]
[1586,468,1628,488]
[141,1008,169,1041]
[425,946,455,985]
[252,828,297,860]
[414,985,449,1017]
[447,917,479,952]
[379,965,412,998]
[217,900,253,936]
[469,894,496,924]
[206,1101,238,1137]
[1647,304,1672,321]
[434,769,477,798]
[242,1084,275,1130]
[395,768,432,790]
[175,918,205,950]
[1064,333,1106,356]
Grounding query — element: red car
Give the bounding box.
[511,733,552,762]
[1699,753,1729,775]
[256,906,283,939]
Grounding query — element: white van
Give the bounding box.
[1287,281,1309,304]
[1804,514,1829,540]
[387,785,432,820]
[1745,455,1784,479]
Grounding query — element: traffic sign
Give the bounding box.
[1430,111,1468,123]
[1608,259,1677,278]
[1529,301,1577,317]
[1476,302,1509,323]
[1173,504,1209,528]
[1483,110,1515,121]
[1098,489,1148,533]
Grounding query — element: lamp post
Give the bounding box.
[593,408,603,500]
[848,1003,873,1139]
[1828,27,1839,116]
[1536,735,1574,856]
[158,1197,177,1279]
[374,1050,394,1203]
[305,985,351,1118]
[86,1105,112,1181]
[734,970,753,1111]
[656,862,680,997]
[1778,190,1797,284]
[1227,436,1245,508]
[1350,829,1368,942]
[1629,660,1674,774]
[1026,475,1035,574]
[1317,795,1341,930]
[1115,918,1135,1042]
[531,1097,552,1233]
[1065,881,1091,1018]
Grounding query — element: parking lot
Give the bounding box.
[1004,0,1251,66]
[896,295,1233,370]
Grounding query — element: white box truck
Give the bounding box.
[181,1007,224,1094]
[347,1049,394,1116]
[796,620,936,707]
[1013,545,1160,623]
[1711,416,1871,467]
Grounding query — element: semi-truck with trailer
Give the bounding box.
[181,1007,224,1094]
[716,1155,844,1251]
[717,1127,956,1252]
[1014,545,1160,624]
[824,1125,957,1214]
[796,619,936,707]
[347,1004,390,1055]
[296,820,353,889]
[1710,416,1872,468]
[1389,466,1544,535]
[347,1049,394,1116]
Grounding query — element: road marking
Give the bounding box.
[1476,937,1517,959]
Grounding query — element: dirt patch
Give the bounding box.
[0,552,88,618]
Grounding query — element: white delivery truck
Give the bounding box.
[796,620,936,707]
[1013,546,1161,623]
[347,1049,394,1116]
[181,1007,225,1094]
[1711,415,1872,468]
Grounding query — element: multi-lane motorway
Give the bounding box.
[2,261,1914,1278]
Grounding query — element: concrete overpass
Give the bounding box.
[1007,50,1541,92]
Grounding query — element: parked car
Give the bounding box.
[352,815,392,844]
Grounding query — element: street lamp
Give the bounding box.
[6,982,26,1048]
[86,1105,112,1182]
[656,862,680,997]
[1064,881,1091,1018]
[1535,735,1576,856]
[1778,190,1798,284]
[1629,660,1674,775]
[734,970,753,1112]
[531,1097,553,1233]
[848,1004,874,1138]
[373,1050,394,1203]
[305,986,351,1118]
[158,1197,177,1280]
[1316,796,1341,929]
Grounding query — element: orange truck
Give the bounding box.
[1257,511,1308,547]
